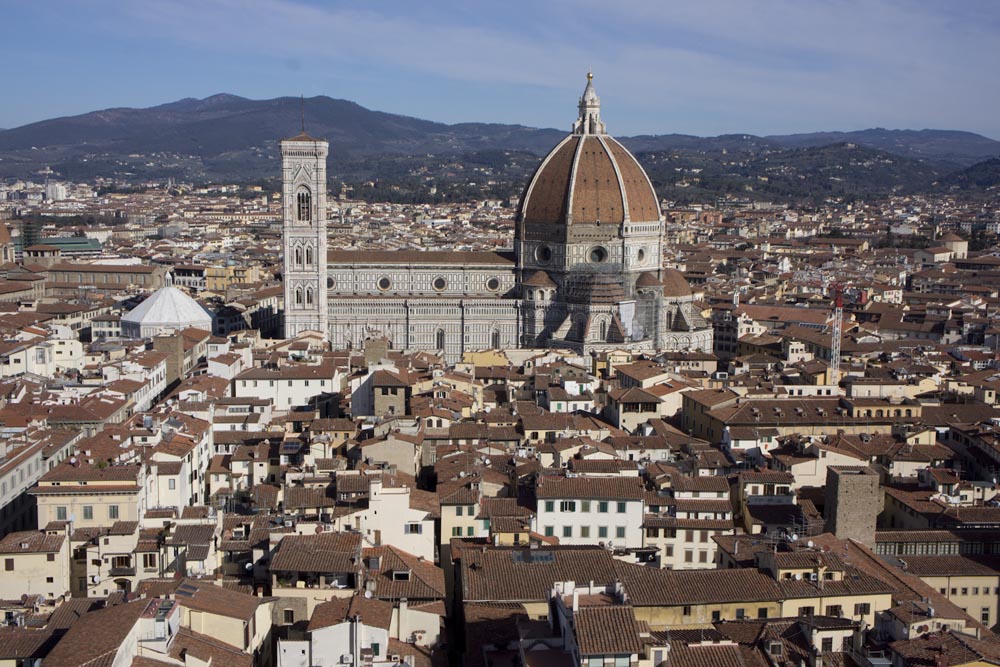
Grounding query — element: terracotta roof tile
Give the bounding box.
[270,531,362,574]
[574,605,644,656]
[462,546,617,602]
[0,530,65,554]
[308,593,393,631]
[41,599,146,667]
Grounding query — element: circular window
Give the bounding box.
[637,248,646,264]
[590,246,608,263]
[486,277,500,291]
[535,245,553,263]
[377,277,392,291]
[432,276,447,291]
[326,277,336,290]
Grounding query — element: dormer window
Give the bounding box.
[391,569,410,581]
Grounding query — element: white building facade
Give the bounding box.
[536,477,646,549]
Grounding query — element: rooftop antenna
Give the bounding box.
[300,94,305,134]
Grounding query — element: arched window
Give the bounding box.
[491,330,501,349]
[600,320,608,340]
[294,246,303,267]
[306,287,314,305]
[294,287,303,306]
[305,245,313,266]
[296,188,311,222]
[435,329,446,350]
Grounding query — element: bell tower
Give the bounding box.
[281,126,329,338]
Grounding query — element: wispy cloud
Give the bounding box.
[3,0,1000,136]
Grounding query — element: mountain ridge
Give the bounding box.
[2,93,997,162]
[1,94,998,199]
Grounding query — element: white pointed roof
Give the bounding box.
[121,285,213,329]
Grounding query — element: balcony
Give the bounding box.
[109,566,136,577]
[847,647,892,667]
[274,572,354,590]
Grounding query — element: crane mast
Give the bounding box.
[829,283,843,387]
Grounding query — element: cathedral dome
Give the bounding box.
[522,270,557,288]
[517,74,660,229]
[661,268,693,298]
[635,272,662,288]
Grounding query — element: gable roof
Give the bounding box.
[42,600,146,667]
[270,531,362,573]
[308,593,394,632]
[462,546,617,602]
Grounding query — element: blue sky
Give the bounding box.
[2,0,999,138]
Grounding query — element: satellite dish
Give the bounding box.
[790,534,799,542]
[484,458,491,466]
[244,562,253,571]
[807,540,814,549]
[364,590,373,599]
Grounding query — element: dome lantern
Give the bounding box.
[518,73,660,232]
[573,71,606,136]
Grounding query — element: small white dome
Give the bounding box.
[121,286,213,338]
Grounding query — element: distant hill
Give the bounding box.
[0,94,565,181]
[0,94,997,201]
[621,133,780,155]
[637,142,943,205]
[938,157,1000,190]
[766,128,1000,168]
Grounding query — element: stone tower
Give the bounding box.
[824,466,881,547]
[281,129,329,338]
